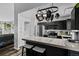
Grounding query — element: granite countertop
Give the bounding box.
[22,36,79,52]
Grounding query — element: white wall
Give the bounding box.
[0,3,14,21]
[52,3,76,21]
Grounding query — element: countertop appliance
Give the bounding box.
[68,30,79,43]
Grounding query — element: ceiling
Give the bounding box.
[14,3,49,13]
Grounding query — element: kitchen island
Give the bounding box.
[22,36,79,56]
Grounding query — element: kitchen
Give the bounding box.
[0,3,79,59]
[16,3,79,56]
[0,0,78,57]
[0,1,79,59]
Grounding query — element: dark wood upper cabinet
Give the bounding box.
[38,20,67,30]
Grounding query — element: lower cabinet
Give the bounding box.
[68,50,79,56]
[26,41,79,56]
[45,46,68,56]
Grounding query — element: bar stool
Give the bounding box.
[22,44,34,56]
[32,46,46,56]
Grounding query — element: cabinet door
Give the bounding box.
[71,8,75,30]
[54,21,66,30]
[40,20,67,30]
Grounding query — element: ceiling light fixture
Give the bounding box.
[36,5,58,22]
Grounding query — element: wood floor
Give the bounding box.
[0,44,22,56]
